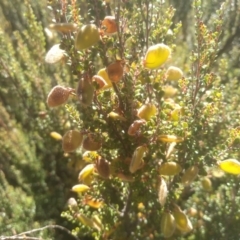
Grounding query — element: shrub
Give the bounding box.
[0,0,239,239]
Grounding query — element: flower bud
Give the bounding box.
[143,43,171,69]
[166,66,183,81]
[50,131,62,141]
[201,177,212,191]
[137,103,157,121]
[97,68,113,88]
[218,159,240,175]
[78,163,95,182]
[71,184,90,193]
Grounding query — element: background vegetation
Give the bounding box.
[0,0,239,239]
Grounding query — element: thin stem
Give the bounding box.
[145,0,149,49]
[120,185,133,238]
[0,237,42,240]
[120,185,132,218]
[115,0,124,59]
[0,225,80,240]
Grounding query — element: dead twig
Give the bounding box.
[0,225,80,240]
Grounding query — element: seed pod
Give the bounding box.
[181,166,199,186]
[187,207,198,218]
[96,157,110,179]
[184,215,193,233]
[166,142,176,159]
[67,197,78,211]
[78,163,95,182]
[158,134,184,143]
[92,75,107,89]
[71,184,90,193]
[83,196,104,208]
[201,177,212,192]
[77,214,94,228]
[75,24,100,50]
[161,212,176,238]
[44,27,54,39]
[128,119,146,136]
[137,103,157,121]
[92,215,103,231]
[47,85,74,107]
[218,159,240,175]
[76,76,94,107]
[143,43,171,69]
[129,145,148,173]
[211,167,225,178]
[107,60,124,83]
[48,23,78,33]
[167,28,173,35]
[108,111,126,121]
[158,177,168,207]
[97,68,113,88]
[82,134,102,151]
[165,66,183,81]
[173,208,193,233]
[159,162,182,176]
[50,131,62,141]
[173,208,187,231]
[45,44,66,64]
[101,16,117,35]
[162,85,178,99]
[62,130,83,152]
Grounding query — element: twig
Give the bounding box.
[120,185,132,219]
[0,237,42,240]
[120,185,133,238]
[145,0,149,49]
[115,0,124,59]
[0,225,80,240]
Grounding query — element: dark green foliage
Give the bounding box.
[0,0,75,238]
